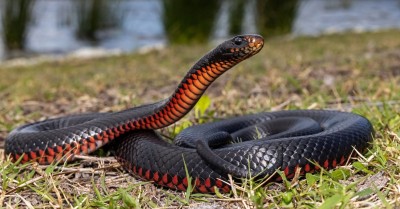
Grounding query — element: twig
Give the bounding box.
[73,155,117,162]
[5,163,120,195]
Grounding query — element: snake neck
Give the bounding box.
[125,34,264,130]
[135,50,238,130]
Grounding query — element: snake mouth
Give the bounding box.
[248,35,264,49]
[239,35,264,58]
[244,34,264,54]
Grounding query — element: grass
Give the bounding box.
[1,30,400,208]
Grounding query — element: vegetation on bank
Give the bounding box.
[1,0,35,50]
[1,0,299,53]
[0,30,399,208]
[74,0,123,42]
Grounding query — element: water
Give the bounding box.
[293,0,400,35]
[1,0,400,61]
[0,0,165,60]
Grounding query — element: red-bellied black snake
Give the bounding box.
[5,35,373,193]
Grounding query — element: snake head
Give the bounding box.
[219,34,264,61]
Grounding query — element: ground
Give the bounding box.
[0,30,399,208]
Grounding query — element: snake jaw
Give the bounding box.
[246,34,264,52]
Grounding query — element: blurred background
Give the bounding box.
[0,0,400,61]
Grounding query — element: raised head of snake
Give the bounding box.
[189,34,264,74]
[215,34,264,61]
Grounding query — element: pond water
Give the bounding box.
[1,0,400,61]
[293,0,400,35]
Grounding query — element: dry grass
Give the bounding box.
[0,30,400,208]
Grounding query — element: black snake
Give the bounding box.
[5,34,373,193]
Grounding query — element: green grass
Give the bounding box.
[1,30,400,208]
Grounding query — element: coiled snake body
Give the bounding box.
[5,35,373,193]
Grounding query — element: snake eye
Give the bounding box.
[234,37,243,45]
